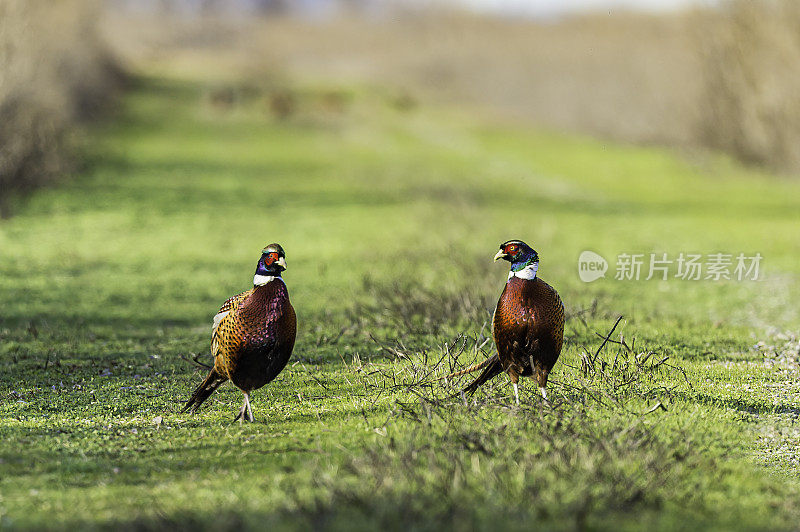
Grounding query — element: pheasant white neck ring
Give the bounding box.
[253,275,282,286]
[509,262,538,280]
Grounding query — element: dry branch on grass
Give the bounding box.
[318,316,698,526]
[357,314,690,421]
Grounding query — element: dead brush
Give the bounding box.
[355,314,692,420]
[561,315,693,414]
[318,316,701,528]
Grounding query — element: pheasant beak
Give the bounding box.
[493,250,507,262]
[277,256,287,270]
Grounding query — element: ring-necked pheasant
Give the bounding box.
[181,243,297,422]
[444,240,564,404]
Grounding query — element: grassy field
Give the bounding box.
[2,74,800,530]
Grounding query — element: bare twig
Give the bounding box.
[181,352,212,370]
[591,315,625,364]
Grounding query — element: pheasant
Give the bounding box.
[445,240,564,404]
[181,243,297,422]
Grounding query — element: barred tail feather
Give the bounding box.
[181,368,227,414]
[463,355,503,395]
[437,355,498,381]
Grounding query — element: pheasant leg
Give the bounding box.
[245,393,254,422]
[234,393,254,423]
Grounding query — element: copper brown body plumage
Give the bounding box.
[181,244,296,422]
[462,240,564,404]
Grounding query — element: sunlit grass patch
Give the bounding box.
[2,75,800,529]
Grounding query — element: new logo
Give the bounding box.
[578,251,608,282]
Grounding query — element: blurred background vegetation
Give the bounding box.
[0,0,123,217]
[3,0,800,218]
[0,0,794,214]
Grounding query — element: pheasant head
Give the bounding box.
[494,239,539,280]
[254,243,287,285]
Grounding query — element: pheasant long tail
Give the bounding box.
[436,355,498,381]
[463,354,503,395]
[181,368,228,414]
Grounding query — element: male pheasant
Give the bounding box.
[449,240,564,404]
[181,243,297,422]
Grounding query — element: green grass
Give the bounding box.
[2,75,800,530]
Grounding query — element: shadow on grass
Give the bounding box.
[688,391,800,417]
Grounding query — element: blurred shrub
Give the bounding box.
[98,2,800,176]
[0,0,123,216]
[697,0,800,173]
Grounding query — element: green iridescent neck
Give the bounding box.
[510,257,538,272]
